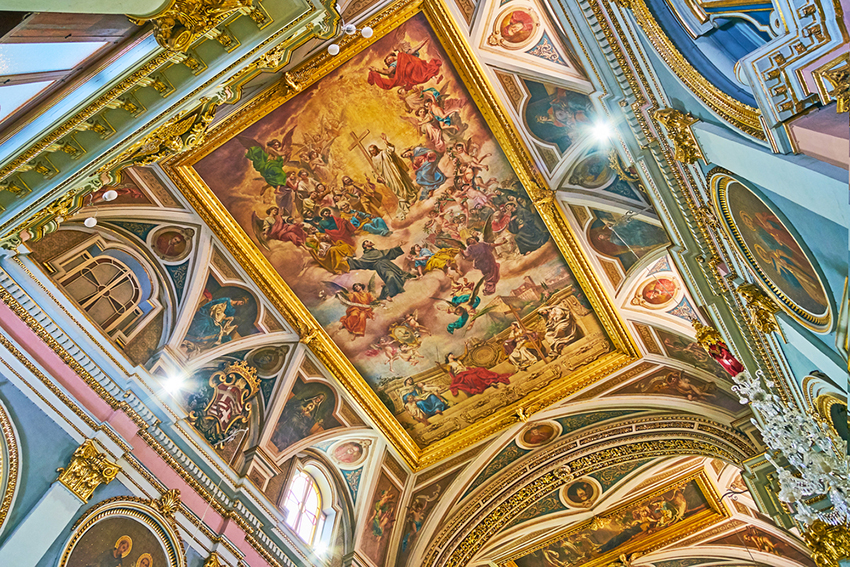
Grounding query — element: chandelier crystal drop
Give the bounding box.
[732,369,849,525]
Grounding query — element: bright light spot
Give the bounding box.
[314,544,327,556]
[591,121,613,143]
[84,217,97,228]
[163,374,184,395]
[361,26,374,38]
[102,189,118,201]
[327,43,340,56]
[343,23,357,35]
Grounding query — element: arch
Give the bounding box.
[31,226,172,358]
[58,494,186,567]
[279,452,356,560]
[0,398,20,539]
[419,414,757,567]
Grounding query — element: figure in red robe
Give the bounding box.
[706,341,745,377]
[317,207,357,247]
[445,353,510,396]
[368,50,442,91]
[339,283,375,338]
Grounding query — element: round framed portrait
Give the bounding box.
[149,226,194,263]
[488,7,540,50]
[568,152,615,189]
[59,497,185,567]
[560,477,601,508]
[328,439,370,469]
[712,173,831,331]
[631,276,681,310]
[516,420,562,450]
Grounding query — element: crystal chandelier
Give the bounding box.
[732,368,850,525]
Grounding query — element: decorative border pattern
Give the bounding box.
[163,0,639,470]
[710,170,832,331]
[0,398,19,539]
[58,496,187,567]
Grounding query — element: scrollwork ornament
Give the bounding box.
[152,489,182,518]
[653,108,704,163]
[823,63,850,113]
[737,283,780,335]
[803,519,850,567]
[56,440,120,502]
[130,0,256,52]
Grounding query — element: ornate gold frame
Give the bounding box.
[58,493,187,567]
[711,171,832,332]
[163,0,638,469]
[0,398,19,538]
[500,469,727,567]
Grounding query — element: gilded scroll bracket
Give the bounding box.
[653,108,704,164]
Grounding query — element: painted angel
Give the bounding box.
[322,278,383,339]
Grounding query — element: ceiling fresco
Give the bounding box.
[164,0,635,467]
[4,0,827,565]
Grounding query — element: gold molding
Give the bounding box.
[130,0,262,52]
[499,470,726,567]
[57,439,120,502]
[163,0,638,470]
[0,398,18,538]
[59,492,187,567]
[620,0,764,139]
[803,519,850,567]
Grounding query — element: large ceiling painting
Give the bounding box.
[166,0,634,467]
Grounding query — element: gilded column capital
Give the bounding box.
[203,553,222,567]
[803,519,850,567]
[151,488,182,518]
[737,283,780,335]
[57,440,120,502]
[653,108,704,164]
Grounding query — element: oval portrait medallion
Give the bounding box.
[713,174,830,330]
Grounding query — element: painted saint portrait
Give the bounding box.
[631,277,679,309]
[524,79,594,153]
[611,368,741,413]
[518,421,560,449]
[395,468,462,567]
[587,210,668,273]
[269,378,340,453]
[361,470,401,567]
[655,329,730,382]
[567,152,614,189]
[719,177,829,324]
[180,276,259,357]
[151,227,194,262]
[562,478,599,508]
[514,479,710,567]
[330,440,367,467]
[498,8,538,46]
[64,516,167,567]
[192,13,613,449]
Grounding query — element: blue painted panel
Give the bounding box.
[0,378,77,544]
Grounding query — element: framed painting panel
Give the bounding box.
[164,0,636,468]
[711,171,831,331]
[502,470,727,567]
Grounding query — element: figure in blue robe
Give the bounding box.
[403,146,446,200]
[184,296,249,349]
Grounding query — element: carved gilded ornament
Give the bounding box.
[131,0,257,52]
[0,96,222,251]
[653,109,704,164]
[803,519,850,567]
[203,553,222,567]
[737,283,780,335]
[823,63,850,113]
[152,489,182,518]
[57,440,120,502]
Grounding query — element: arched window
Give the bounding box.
[61,255,142,335]
[283,469,327,545]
